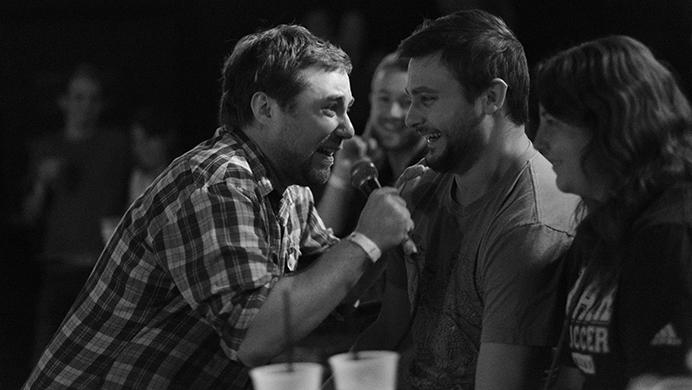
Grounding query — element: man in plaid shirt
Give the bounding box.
[24,24,413,389]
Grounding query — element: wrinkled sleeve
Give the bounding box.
[153,180,279,360]
[299,188,339,256]
[480,224,573,346]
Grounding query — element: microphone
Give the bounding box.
[350,159,381,196]
[350,159,418,256]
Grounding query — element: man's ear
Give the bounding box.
[250,91,275,125]
[482,78,508,115]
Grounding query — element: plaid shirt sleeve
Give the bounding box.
[154,178,280,361]
[290,186,340,258]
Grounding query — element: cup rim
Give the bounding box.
[328,350,399,365]
[249,361,324,376]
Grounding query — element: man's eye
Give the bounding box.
[323,105,338,115]
[377,96,391,104]
[418,95,436,106]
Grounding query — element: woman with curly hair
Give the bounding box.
[534,35,692,389]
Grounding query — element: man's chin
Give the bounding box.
[424,151,445,172]
[305,168,331,187]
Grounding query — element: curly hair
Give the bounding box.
[536,35,692,279]
[218,24,352,130]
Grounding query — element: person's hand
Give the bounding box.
[355,187,413,252]
[394,162,429,191]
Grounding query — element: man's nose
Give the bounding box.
[390,102,406,118]
[336,114,355,139]
[405,104,422,129]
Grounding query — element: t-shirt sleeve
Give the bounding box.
[619,223,692,377]
[153,181,279,361]
[480,223,573,346]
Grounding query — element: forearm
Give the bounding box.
[239,185,412,366]
[237,238,371,366]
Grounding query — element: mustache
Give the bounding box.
[415,126,439,135]
[317,133,344,150]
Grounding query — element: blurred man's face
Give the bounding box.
[369,69,422,152]
[131,125,168,172]
[61,76,103,128]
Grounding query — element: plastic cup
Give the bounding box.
[627,375,692,390]
[652,377,692,390]
[328,350,399,390]
[249,362,323,390]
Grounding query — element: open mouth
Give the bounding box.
[425,131,441,143]
[316,146,338,157]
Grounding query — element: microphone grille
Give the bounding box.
[350,158,378,190]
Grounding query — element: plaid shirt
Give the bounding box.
[24,127,338,389]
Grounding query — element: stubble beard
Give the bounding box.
[426,113,484,174]
[305,156,331,186]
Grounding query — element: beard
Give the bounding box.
[426,111,484,174]
[275,149,332,188]
[303,153,332,186]
[277,138,338,188]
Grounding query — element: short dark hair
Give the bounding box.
[374,52,409,76]
[370,51,410,89]
[398,9,529,125]
[218,24,352,130]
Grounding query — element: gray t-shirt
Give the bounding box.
[392,148,580,389]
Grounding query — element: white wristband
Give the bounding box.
[346,231,381,263]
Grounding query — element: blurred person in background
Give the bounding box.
[127,105,180,205]
[99,105,181,244]
[20,63,130,362]
[534,35,692,390]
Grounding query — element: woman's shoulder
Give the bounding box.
[634,182,692,230]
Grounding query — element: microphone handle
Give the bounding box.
[358,177,382,196]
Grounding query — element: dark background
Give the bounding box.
[2,0,691,149]
[1,0,691,387]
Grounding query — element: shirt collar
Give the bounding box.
[216,126,286,198]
